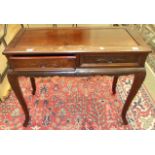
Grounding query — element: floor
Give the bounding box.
[0,75,155,130]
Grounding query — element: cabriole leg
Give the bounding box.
[112,76,119,94]
[30,77,36,95]
[8,73,30,127]
[122,71,146,125]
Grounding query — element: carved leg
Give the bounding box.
[112,76,119,94]
[30,77,36,95]
[122,71,146,125]
[8,74,30,127]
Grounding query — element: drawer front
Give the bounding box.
[80,54,139,67]
[9,56,76,70]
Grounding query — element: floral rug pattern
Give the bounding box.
[0,76,155,130]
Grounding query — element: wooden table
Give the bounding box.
[3,27,151,127]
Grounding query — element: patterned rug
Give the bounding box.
[0,76,155,130]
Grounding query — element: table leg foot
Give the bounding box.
[23,118,29,127]
[8,73,30,127]
[122,117,128,125]
[30,77,36,95]
[121,71,146,125]
[112,76,119,94]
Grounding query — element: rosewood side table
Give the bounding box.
[3,27,151,127]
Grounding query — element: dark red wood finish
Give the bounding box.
[3,27,151,127]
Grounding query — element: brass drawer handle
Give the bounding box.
[52,64,59,67]
[96,58,126,63]
[96,58,112,63]
[40,64,46,68]
[115,58,126,62]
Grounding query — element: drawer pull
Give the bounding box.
[96,58,112,63]
[96,58,125,63]
[40,64,46,68]
[52,64,59,67]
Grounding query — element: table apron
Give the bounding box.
[7,67,146,77]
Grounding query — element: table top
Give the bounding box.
[4,27,151,55]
